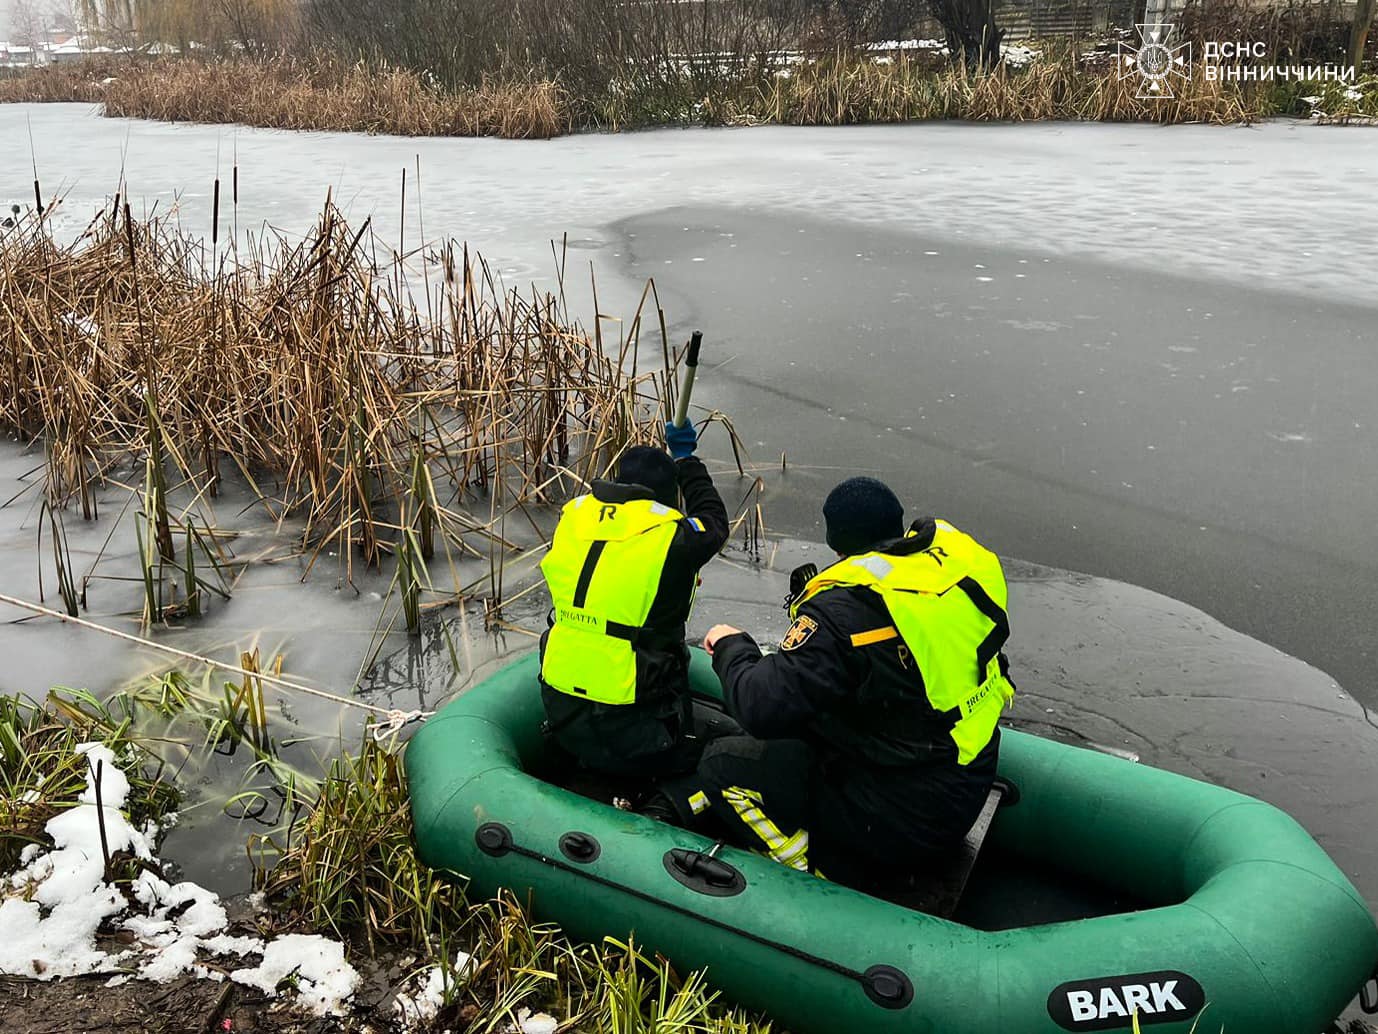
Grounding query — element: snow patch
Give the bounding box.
[232,935,359,1016]
[0,743,357,1017]
[393,950,477,1025]
[507,1007,561,1034]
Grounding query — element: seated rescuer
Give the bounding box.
[657,477,1015,890]
[539,421,729,779]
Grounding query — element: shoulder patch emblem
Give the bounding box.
[780,615,819,652]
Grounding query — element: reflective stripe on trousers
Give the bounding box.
[722,786,810,871]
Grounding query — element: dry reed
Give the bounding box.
[2,46,1277,132]
[754,47,1263,125]
[0,196,672,598]
[0,60,121,104]
[43,56,573,139]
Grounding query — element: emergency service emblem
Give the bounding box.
[780,615,819,651]
[1118,24,1192,99]
[1047,970,1204,1030]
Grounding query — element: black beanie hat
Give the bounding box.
[615,446,678,508]
[823,477,904,555]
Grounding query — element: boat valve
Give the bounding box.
[862,964,915,1010]
[475,822,514,857]
[558,831,602,863]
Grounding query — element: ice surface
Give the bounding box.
[2,107,1375,316]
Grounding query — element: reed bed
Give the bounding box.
[2,46,1281,132]
[0,196,674,603]
[754,47,1264,125]
[0,60,120,104]
[2,55,572,139]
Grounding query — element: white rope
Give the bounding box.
[0,591,433,725]
[371,708,429,741]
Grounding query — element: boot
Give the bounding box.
[637,792,679,824]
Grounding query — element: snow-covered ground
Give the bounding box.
[0,743,360,1016]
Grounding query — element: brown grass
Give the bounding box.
[2,47,1275,133]
[748,47,1264,125]
[1,57,568,139]
[0,59,125,104]
[94,56,570,139]
[0,195,676,593]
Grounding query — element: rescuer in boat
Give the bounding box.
[538,422,730,781]
[654,477,1015,890]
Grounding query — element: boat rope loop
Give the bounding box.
[0,591,433,728]
[474,821,915,1011]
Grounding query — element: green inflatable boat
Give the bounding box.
[407,650,1378,1033]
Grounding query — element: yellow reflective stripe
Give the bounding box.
[688,791,710,815]
[774,830,810,870]
[849,626,899,647]
[723,787,788,848]
[722,787,809,871]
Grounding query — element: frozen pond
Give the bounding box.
[3,106,1377,947]
[5,106,1378,308]
[621,205,1378,715]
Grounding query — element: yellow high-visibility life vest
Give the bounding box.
[791,519,1015,764]
[540,494,685,705]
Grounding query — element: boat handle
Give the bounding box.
[1362,967,1378,1013]
[664,847,747,897]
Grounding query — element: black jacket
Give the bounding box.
[540,456,729,775]
[710,518,1001,857]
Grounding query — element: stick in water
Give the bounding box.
[673,331,703,428]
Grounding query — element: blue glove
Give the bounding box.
[665,420,697,460]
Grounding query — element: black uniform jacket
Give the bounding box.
[710,518,1001,859]
[540,456,729,775]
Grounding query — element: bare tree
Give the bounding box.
[70,0,293,50]
[51,1,83,34]
[75,0,136,45]
[927,0,1003,69]
[215,0,298,53]
[1351,0,1375,72]
[7,0,47,45]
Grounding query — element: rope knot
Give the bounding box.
[371,708,428,741]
